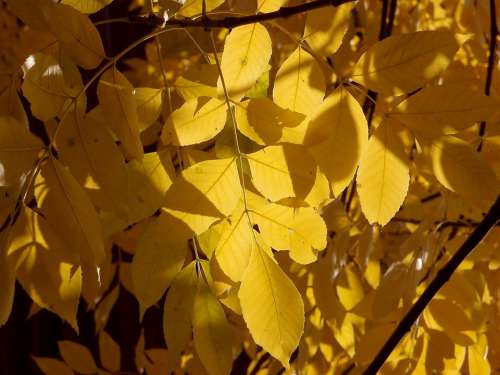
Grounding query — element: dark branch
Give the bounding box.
[363,196,500,375]
[130,0,355,29]
[478,0,498,143]
[362,0,397,130]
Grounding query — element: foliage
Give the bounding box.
[0,0,500,374]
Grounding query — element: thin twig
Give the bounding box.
[363,196,500,374]
[478,0,498,148]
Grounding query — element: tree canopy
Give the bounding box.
[0,0,499,374]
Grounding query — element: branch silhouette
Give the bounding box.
[478,0,498,145]
[363,196,500,375]
[129,0,354,29]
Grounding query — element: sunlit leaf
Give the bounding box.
[219,23,272,101]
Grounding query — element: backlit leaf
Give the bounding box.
[162,97,226,146]
[35,157,105,298]
[99,331,121,372]
[309,86,368,196]
[0,116,43,186]
[44,3,105,69]
[425,135,500,203]
[273,46,326,115]
[357,121,410,226]
[219,23,272,101]
[131,211,188,314]
[214,201,253,282]
[390,84,499,136]
[177,0,225,17]
[58,340,97,374]
[163,262,198,362]
[351,31,463,95]
[97,67,144,161]
[134,87,163,131]
[250,195,327,264]
[239,241,304,368]
[61,0,114,14]
[235,98,306,146]
[192,278,233,375]
[304,2,355,56]
[246,144,317,202]
[163,157,241,234]
[22,53,83,122]
[0,242,15,327]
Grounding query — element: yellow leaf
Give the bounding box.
[214,201,253,282]
[174,64,218,101]
[32,357,75,375]
[94,286,119,334]
[122,150,175,227]
[163,157,241,234]
[235,98,306,146]
[390,84,499,135]
[22,53,84,122]
[162,97,226,146]
[425,135,500,202]
[35,157,105,298]
[5,0,53,31]
[134,87,163,131]
[192,278,233,375]
[424,331,466,373]
[246,144,317,202]
[12,209,81,331]
[99,331,121,372]
[58,340,97,374]
[257,0,286,12]
[219,23,272,101]
[177,0,225,17]
[0,116,43,186]
[354,323,394,364]
[97,67,143,161]
[239,241,304,368]
[273,46,325,114]
[57,111,130,219]
[131,211,188,314]
[351,31,462,95]
[468,334,491,375]
[309,86,368,196]
[304,169,331,208]
[304,2,355,56]
[250,195,327,264]
[357,121,410,226]
[0,241,15,326]
[0,81,28,127]
[61,0,114,13]
[44,3,105,69]
[0,185,18,224]
[163,262,198,362]
[257,0,287,13]
[424,298,477,345]
[372,263,407,319]
[336,263,364,310]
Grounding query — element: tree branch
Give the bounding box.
[363,196,500,375]
[129,0,354,29]
[478,0,498,144]
[362,0,397,130]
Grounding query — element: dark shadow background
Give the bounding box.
[0,1,155,373]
